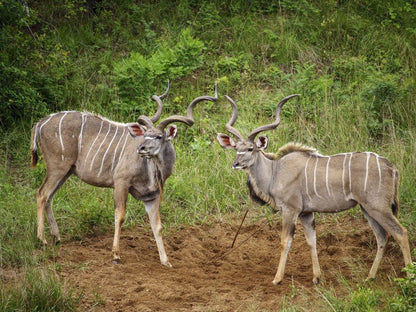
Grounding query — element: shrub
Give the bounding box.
[361,73,403,138]
[112,28,205,115]
[0,62,48,128]
[389,263,416,311]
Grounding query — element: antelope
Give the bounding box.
[217,94,412,285]
[31,83,217,266]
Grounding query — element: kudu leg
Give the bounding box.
[37,187,48,244]
[272,210,298,285]
[145,198,171,267]
[112,186,128,263]
[36,169,71,244]
[299,212,321,284]
[361,208,388,280]
[364,207,412,277]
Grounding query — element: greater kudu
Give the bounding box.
[31,83,217,266]
[217,94,412,285]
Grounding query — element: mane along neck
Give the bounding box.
[262,142,320,160]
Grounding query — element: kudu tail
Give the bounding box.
[392,169,399,217]
[31,123,39,167]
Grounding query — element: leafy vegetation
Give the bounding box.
[1,0,416,310]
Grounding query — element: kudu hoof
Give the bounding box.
[36,238,48,248]
[162,261,172,268]
[313,276,321,285]
[272,279,282,286]
[112,258,121,264]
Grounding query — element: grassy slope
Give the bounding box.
[1,0,416,310]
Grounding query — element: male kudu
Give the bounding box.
[217,94,411,285]
[31,83,217,266]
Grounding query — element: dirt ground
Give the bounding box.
[56,214,407,311]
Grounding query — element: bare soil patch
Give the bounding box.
[57,214,406,311]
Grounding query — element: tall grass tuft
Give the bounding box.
[0,268,80,312]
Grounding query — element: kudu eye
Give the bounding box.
[248,147,254,152]
[156,135,163,140]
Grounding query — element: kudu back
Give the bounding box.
[31,83,217,266]
[217,94,412,285]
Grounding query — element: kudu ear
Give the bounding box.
[217,133,236,149]
[256,136,268,150]
[165,125,177,141]
[127,123,146,137]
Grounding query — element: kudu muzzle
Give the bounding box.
[232,157,245,170]
[137,139,161,159]
[233,152,253,170]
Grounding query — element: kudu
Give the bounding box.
[217,95,412,285]
[31,83,217,266]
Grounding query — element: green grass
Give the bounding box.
[0,267,80,312]
[1,0,416,310]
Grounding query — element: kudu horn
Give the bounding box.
[137,81,171,128]
[150,80,170,123]
[224,95,244,141]
[247,94,300,142]
[156,84,218,130]
[224,94,299,141]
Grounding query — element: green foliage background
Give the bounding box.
[1,0,416,310]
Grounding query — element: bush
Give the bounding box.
[112,28,205,115]
[389,263,416,311]
[361,73,404,137]
[0,62,48,128]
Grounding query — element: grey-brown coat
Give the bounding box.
[31,84,217,266]
[217,95,411,285]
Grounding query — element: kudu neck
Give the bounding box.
[154,141,175,182]
[246,151,276,178]
[245,151,279,211]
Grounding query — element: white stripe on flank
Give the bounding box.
[342,153,348,197]
[325,156,331,196]
[84,120,104,167]
[376,154,382,192]
[78,113,87,154]
[304,156,312,201]
[313,157,323,198]
[90,123,112,170]
[38,113,57,136]
[348,153,353,195]
[117,131,130,165]
[364,152,371,192]
[58,112,68,160]
[111,127,126,171]
[98,126,119,177]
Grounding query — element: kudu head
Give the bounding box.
[217,94,299,170]
[129,82,218,158]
